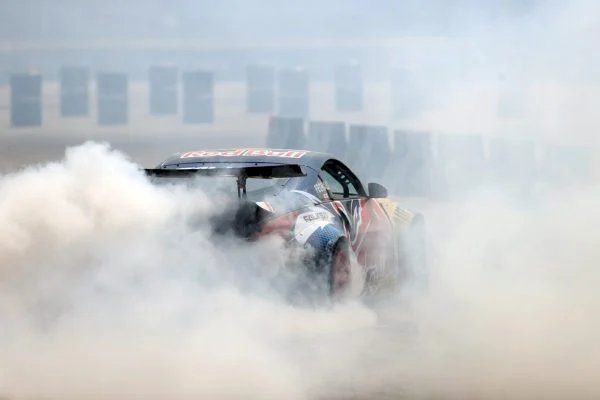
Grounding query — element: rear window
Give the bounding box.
[150,175,290,201]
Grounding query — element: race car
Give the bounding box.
[145,148,425,300]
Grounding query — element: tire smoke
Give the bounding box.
[0,143,598,400]
[0,142,376,400]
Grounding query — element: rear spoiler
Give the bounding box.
[144,164,306,179]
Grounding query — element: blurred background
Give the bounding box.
[0,0,597,197]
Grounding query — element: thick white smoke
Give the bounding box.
[1,0,600,398]
[405,187,600,399]
[0,142,598,400]
[0,142,378,400]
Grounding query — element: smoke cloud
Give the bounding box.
[0,143,598,400]
[0,143,378,400]
[1,1,599,399]
[407,188,600,399]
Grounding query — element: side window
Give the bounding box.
[320,169,345,198]
[319,160,364,199]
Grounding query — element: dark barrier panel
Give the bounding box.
[335,64,363,112]
[246,65,275,113]
[347,124,390,182]
[60,66,89,117]
[182,70,214,124]
[434,134,485,198]
[307,121,347,160]
[266,116,305,149]
[390,68,422,119]
[97,73,128,125]
[10,73,42,127]
[278,68,309,118]
[149,66,178,115]
[390,131,433,196]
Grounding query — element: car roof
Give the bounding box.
[158,148,334,171]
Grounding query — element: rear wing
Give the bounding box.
[145,164,305,199]
[144,164,305,179]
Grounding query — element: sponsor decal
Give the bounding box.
[314,180,329,200]
[294,207,336,245]
[302,211,330,223]
[180,149,308,159]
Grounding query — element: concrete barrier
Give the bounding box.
[307,120,347,160]
[267,116,305,149]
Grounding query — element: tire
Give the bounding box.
[282,238,352,306]
[328,239,352,300]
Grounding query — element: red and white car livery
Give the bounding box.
[146,148,425,300]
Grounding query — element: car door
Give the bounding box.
[318,160,394,286]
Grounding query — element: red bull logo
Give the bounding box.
[180,148,308,159]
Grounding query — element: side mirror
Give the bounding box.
[368,182,388,198]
